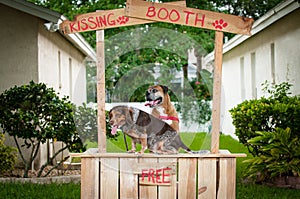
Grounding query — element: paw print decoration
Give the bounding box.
[212,19,228,30]
[117,16,129,25]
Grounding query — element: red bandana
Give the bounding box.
[159,115,179,122]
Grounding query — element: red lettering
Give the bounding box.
[96,15,107,27]
[146,6,156,17]
[157,8,168,20]
[107,13,116,26]
[87,16,97,29]
[156,169,162,183]
[69,22,79,33]
[184,10,195,24]
[148,169,155,183]
[80,18,89,31]
[169,9,180,22]
[195,13,205,27]
[141,169,148,182]
[162,168,171,183]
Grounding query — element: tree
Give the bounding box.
[0,81,84,177]
[27,0,284,126]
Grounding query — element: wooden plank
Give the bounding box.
[133,162,176,174]
[96,29,106,153]
[81,158,100,199]
[125,0,254,35]
[211,31,224,154]
[139,158,158,199]
[135,160,175,186]
[100,158,119,199]
[198,158,217,198]
[158,158,177,199]
[178,158,197,199]
[60,1,186,34]
[79,151,247,158]
[217,158,237,199]
[120,158,139,199]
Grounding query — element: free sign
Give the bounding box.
[134,162,176,186]
[125,0,254,35]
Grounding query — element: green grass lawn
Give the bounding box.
[1,133,300,198]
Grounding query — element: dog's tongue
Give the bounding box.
[111,125,118,135]
[145,100,158,107]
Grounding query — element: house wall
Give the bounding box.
[0,4,88,169]
[38,22,87,106]
[0,4,39,93]
[221,8,300,138]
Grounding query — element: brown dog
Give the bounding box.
[145,85,179,132]
[109,105,191,154]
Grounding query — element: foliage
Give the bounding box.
[244,128,300,181]
[230,82,300,156]
[74,103,120,143]
[0,81,84,177]
[0,133,17,174]
[1,135,300,198]
[27,0,283,127]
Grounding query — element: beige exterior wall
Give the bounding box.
[0,4,39,93]
[0,4,88,169]
[220,8,300,138]
[38,21,87,105]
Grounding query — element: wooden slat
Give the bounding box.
[217,158,236,199]
[100,158,119,198]
[96,28,106,153]
[158,158,177,199]
[79,151,247,158]
[211,31,224,154]
[198,158,217,198]
[81,158,100,199]
[178,158,197,199]
[138,158,158,199]
[120,158,139,199]
[60,1,186,34]
[125,0,253,35]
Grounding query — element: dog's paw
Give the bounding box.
[127,149,136,153]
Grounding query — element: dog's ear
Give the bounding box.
[124,108,134,124]
[160,85,169,94]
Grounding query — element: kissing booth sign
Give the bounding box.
[60,0,253,198]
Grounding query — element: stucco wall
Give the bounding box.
[221,8,300,138]
[0,4,39,93]
[38,22,87,106]
[0,4,88,169]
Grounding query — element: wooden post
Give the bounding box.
[96,28,106,152]
[211,31,224,154]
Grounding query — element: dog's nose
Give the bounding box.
[145,90,150,97]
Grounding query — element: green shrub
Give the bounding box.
[74,103,120,143]
[244,128,300,181]
[0,81,84,177]
[0,133,17,174]
[230,82,300,156]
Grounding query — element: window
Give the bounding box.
[240,57,245,100]
[271,43,275,84]
[58,51,62,89]
[69,58,73,100]
[251,52,257,99]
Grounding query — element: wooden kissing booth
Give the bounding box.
[60,0,254,198]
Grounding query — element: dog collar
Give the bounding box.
[159,115,179,122]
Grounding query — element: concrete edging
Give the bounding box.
[0,175,81,184]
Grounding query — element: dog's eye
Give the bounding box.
[152,89,158,93]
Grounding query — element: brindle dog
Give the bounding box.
[109,105,191,154]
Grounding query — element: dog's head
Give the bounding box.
[145,85,168,108]
[109,106,133,135]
